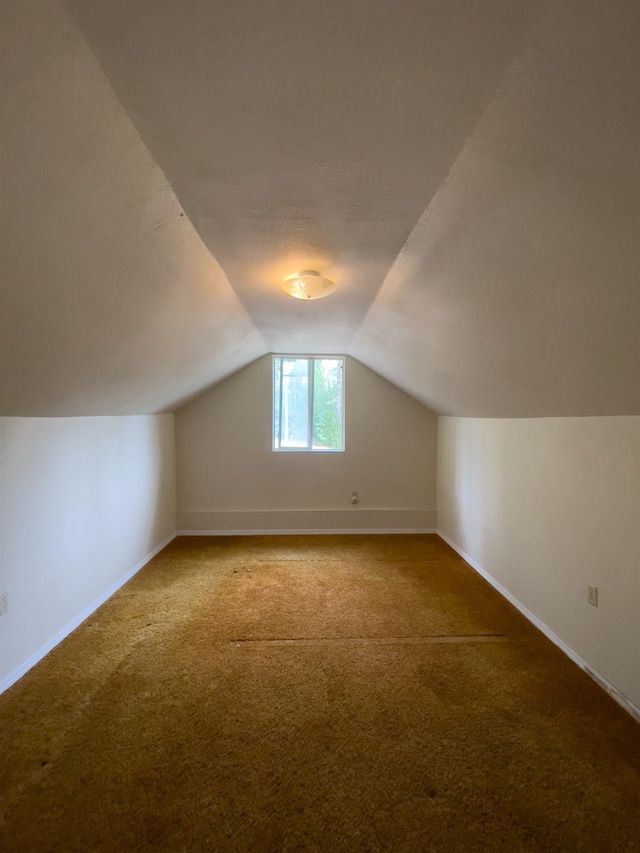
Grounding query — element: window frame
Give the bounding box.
[272,355,345,453]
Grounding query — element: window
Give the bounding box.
[273,356,344,451]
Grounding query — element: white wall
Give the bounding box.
[176,356,437,532]
[0,415,176,691]
[437,416,640,715]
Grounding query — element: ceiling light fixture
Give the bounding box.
[281,270,336,300]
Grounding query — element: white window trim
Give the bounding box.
[272,355,345,453]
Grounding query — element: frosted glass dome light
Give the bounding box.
[281,270,336,300]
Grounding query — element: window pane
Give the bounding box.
[312,359,343,451]
[273,358,282,448]
[279,358,310,448]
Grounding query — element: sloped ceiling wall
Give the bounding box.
[351,1,640,416]
[1,0,638,417]
[0,0,265,416]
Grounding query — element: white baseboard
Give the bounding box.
[0,532,176,696]
[437,530,640,724]
[179,529,438,536]
[178,509,437,534]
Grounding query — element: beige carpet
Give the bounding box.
[1,534,639,852]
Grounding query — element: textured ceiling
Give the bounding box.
[1,0,639,416]
[64,0,535,355]
[0,0,265,416]
[351,1,640,416]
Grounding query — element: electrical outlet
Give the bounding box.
[587,584,598,607]
[0,592,8,615]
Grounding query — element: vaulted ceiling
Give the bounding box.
[2,0,639,416]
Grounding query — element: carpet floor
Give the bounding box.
[1,534,639,852]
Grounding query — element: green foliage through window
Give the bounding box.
[273,357,344,451]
